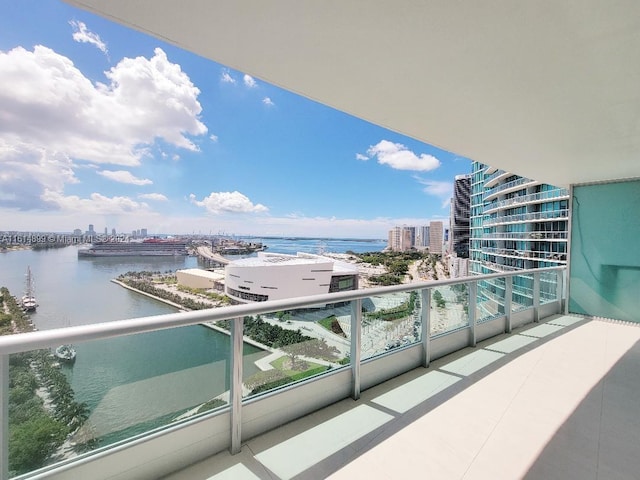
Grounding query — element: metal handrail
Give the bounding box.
[0,267,564,355]
[0,266,566,480]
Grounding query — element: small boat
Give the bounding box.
[21,266,37,312]
[55,344,77,363]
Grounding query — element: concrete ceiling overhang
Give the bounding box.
[66,0,640,186]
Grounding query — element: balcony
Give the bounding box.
[481,231,568,240]
[482,247,567,262]
[482,169,507,188]
[1,268,566,479]
[167,315,640,480]
[484,209,569,227]
[483,178,538,201]
[483,189,570,213]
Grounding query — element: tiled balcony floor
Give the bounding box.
[163,315,640,480]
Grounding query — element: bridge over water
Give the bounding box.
[195,246,230,265]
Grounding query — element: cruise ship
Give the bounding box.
[77,238,188,257]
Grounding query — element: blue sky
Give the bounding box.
[0,0,471,238]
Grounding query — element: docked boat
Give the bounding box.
[55,344,77,363]
[21,266,37,312]
[78,238,188,257]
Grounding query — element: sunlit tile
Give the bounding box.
[371,370,460,413]
[485,335,538,354]
[254,405,393,479]
[440,349,504,376]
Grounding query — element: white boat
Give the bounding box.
[55,344,77,363]
[21,266,37,312]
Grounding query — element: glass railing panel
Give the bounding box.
[539,271,559,305]
[8,323,235,475]
[361,290,421,359]
[240,305,349,398]
[477,277,506,322]
[512,275,534,312]
[430,284,469,335]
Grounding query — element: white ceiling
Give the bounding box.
[66,0,640,186]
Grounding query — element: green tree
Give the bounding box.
[9,415,67,475]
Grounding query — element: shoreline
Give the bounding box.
[110,279,187,311]
[111,279,271,352]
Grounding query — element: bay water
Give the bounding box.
[0,237,385,446]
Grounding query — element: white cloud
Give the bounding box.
[243,74,257,88]
[366,140,441,171]
[356,153,369,161]
[0,143,78,210]
[220,70,236,84]
[262,97,275,107]
[69,20,108,54]
[139,193,168,201]
[97,170,152,185]
[189,191,268,214]
[0,46,206,167]
[413,176,453,208]
[0,45,207,212]
[41,190,151,214]
[210,134,218,142]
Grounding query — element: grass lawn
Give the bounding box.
[270,354,325,374]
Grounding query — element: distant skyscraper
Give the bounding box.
[73,229,82,236]
[112,228,116,236]
[417,225,430,248]
[86,224,95,236]
[429,221,443,254]
[388,226,415,252]
[141,228,148,237]
[104,227,108,235]
[451,174,471,258]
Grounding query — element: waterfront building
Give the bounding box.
[225,252,358,303]
[176,268,225,291]
[428,221,443,255]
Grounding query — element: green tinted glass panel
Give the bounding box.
[570,180,640,322]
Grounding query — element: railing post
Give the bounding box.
[469,282,477,347]
[421,288,431,368]
[505,276,513,333]
[1,354,8,480]
[533,272,541,322]
[229,316,243,455]
[350,299,362,400]
[556,269,564,314]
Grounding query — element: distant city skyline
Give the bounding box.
[0,0,471,239]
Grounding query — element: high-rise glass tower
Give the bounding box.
[451,174,472,258]
[470,162,569,316]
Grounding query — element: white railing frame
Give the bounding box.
[0,266,565,480]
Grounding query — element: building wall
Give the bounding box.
[225,256,358,303]
[176,269,223,290]
[469,162,568,317]
[429,221,443,254]
[451,174,471,258]
[569,180,640,322]
[417,225,430,248]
